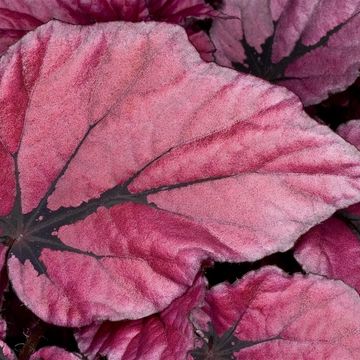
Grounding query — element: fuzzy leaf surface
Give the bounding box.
[75,277,206,360]
[210,0,360,105]
[30,347,80,360]
[192,267,360,359]
[295,120,360,292]
[1,21,360,327]
[76,268,360,359]
[0,341,15,360]
[0,0,213,55]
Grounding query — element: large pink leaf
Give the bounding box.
[1,21,360,327]
[0,0,213,55]
[75,276,206,360]
[295,119,360,292]
[30,347,80,360]
[210,0,360,105]
[192,267,360,359]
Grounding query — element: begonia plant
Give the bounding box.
[0,1,360,359]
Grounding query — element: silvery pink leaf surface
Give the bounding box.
[77,267,360,359]
[1,20,360,327]
[295,120,360,292]
[30,346,81,360]
[186,27,216,62]
[210,0,360,105]
[0,341,16,360]
[0,0,214,55]
[192,267,360,359]
[338,119,360,144]
[75,276,206,360]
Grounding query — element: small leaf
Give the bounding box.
[0,341,16,360]
[29,347,81,360]
[146,0,214,23]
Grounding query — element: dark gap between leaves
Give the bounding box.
[305,78,360,130]
[3,285,79,358]
[205,0,223,10]
[205,249,305,287]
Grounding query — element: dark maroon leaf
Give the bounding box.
[147,0,214,23]
[0,0,214,55]
[187,27,216,61]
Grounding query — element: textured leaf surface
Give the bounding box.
[338,119,360,145]
[210,0,360,105]
[187,28,216,62]
[192,267,360,359]
[295,120,360,292]
[0,341,15,360]
[77,268,360,359]
[295,208,360,293]
[30,347,80,360]
[0,0,213,55]
[75,276,205,360]
[1,21,360,327]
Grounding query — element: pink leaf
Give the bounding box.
[77,268,360,359]
[0,0,213,55]
[192,267,360,359]
[30,347,80,360]
[0,341,16,360]
[295,210,360,292]
[1,21,360,326]
[147,0,214,23]
[295,120,360,292]
[75,276,206,360]
[187,28,215,62]
[338,119,360,147]
[210,0,360,105]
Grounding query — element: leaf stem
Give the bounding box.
[18,320,45,360]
